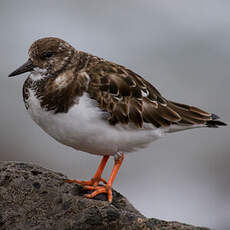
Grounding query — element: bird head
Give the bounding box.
[9,37,74,78]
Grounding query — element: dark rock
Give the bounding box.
[33,182,41,189]
[31,170,42,176]
[0,161,210,230]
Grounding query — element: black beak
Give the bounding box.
[8,59,34,77]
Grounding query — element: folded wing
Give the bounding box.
[85,61,226,129]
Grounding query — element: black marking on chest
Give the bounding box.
[23,78,32,109]
[23,73,89,113]
[22,54,102,114]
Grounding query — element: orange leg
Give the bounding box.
[84,153,124,203]
[66,155,109,186]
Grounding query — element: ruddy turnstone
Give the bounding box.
[9,37,227,202]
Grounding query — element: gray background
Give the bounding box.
[0,1,229,229]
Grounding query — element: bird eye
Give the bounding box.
[43,51,54,58]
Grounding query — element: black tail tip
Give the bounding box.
[207,114,227,128]
[211,113,220,120]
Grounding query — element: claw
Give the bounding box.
[66,177,107,186]
[84,185,112,202]
[83,185,103,190]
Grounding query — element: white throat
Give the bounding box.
[29,67,48,81]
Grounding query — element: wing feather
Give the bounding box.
[85,60,224,128]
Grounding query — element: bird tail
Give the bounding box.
[206,114,227,128]
[168,101,227,128]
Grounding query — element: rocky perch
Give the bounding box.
[0,161,210,230]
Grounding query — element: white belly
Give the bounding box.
[26,89,164,156]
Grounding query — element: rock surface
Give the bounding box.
[0,161,210,230]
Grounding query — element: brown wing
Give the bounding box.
[86,60,225,128]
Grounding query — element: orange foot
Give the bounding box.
[66,153,124,203]
[66,177,107,186]
[84,185,113,202]
[66,155,109,186]
[84,153,124,203]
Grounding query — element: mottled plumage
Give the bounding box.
[20,38,225,130]
[9,37,227,202]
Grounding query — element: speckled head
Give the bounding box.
[9,37,75,78]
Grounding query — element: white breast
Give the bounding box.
[26,89,165,156]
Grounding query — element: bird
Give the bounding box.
[8,37,227,202]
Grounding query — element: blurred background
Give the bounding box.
[0,0,229,229]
